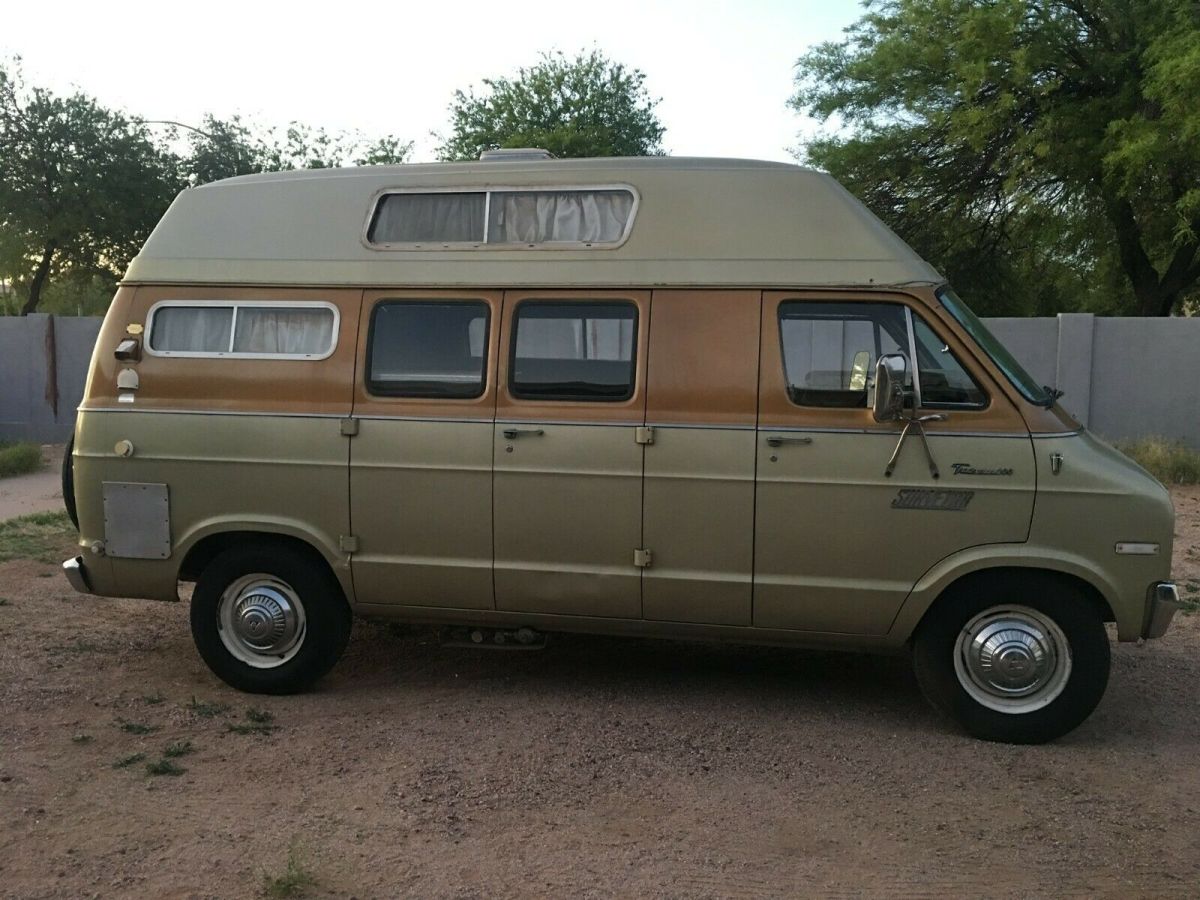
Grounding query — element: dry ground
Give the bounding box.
[0,445,64,522]
[1,490,1199,899]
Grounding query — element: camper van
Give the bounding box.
[63,153,1178,744]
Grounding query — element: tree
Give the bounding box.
[792,0,1200,316]
[176,115,412,185]
[439,50,665,160]
[0,60,184,314]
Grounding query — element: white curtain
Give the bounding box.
[233,308,334,354]
[151,307,232,352]
[372,193,486,243]
[488,190,633,243]
[516,314,633,360]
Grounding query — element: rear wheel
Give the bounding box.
[912,575,1110,744]
[189,543,351,694]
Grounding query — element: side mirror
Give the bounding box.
[872,353,908,422]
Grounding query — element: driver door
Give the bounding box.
[752,291,1036,634]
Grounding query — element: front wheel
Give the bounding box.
[912,577,1110,744]
[190,543,351,694]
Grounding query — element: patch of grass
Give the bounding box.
[113,752,146,769]
[117,720,157,735]
[1180,581,1200,614]
[0,510,76,564]
[186,696,230,718]
[227,707,277,736]
[71,734,94,744]
[261,842,315,898]
[0,597,9,606]
[163,740,195,759]
[1117,436,1200,485]
[143,692,166,705]
[0,441,42,479]
[145,758,186,777]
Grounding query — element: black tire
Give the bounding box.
[189,542,352,694]
[62,433,79,530]
[912,574,1110,744]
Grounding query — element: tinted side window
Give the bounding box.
[511,302,637,401]
[367,301,489,398]
[779,302,910,408]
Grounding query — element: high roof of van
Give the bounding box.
[125,156,943,288]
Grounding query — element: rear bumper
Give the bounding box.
[1143,582,1180,639]
[63,556,93,595]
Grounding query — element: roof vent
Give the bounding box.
[479,148,556,162]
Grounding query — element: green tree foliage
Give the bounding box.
[792,0,1200,316]
[0,60,412,314]
[0,61,184,315]
[439,50,665,160]
[177,115,412,185]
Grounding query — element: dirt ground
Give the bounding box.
[2,490,1199,899]
[0,445,65,522]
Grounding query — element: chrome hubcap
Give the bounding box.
[953,606,1071,714]
[218,574,306,668]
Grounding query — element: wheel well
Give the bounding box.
[914,567,1115,640]
[178,531,338,587]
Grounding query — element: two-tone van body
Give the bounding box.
[63,154,1179,743]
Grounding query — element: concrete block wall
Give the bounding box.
[0,315,102,443]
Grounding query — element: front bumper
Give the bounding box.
[1143,582,1180,639]
[63,556,93,595]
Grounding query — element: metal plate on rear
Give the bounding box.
[102,482,171,559]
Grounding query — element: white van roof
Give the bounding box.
[125,156,943,288]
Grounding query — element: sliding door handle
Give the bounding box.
[503,428,545,440]
[766,435,814,447]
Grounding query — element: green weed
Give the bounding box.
[0,442,42,479]
[113,752,146,769]
[0,511,76,563]
[1117,437,1200,485]
[261,842,315,898]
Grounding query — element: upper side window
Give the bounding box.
[367,301,489,399]
[148,303,337,358]
[366,187,636,247]
[779,302,910,408]
[912,316,987,408]
[510,301,637,402]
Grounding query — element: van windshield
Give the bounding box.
[936,286,1052,406]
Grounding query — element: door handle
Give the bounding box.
[503,428,545,440]
[766,435,813,447]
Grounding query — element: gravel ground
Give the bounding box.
[1,489,1198,899]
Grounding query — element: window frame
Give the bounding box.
[145,300,340,360]
[776,300,989,412]
[508,299,639,403]
[364,299,492,400]
[362,184,641,251]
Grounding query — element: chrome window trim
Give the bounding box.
[145,300,340,360]
[362,183,641,251]
[904,306,923,410]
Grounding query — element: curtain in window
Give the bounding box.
[488,190,633,243]
[150,307,233,352]
[233,308,334,354]
[372,193,486,243]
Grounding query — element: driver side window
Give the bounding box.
[778,302,910,408]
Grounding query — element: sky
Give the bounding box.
[1,0,864,163]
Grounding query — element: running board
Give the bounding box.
[439,626,548,650]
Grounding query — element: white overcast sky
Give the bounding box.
[1,0,863,163]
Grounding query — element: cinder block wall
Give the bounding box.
[0,315,102,443]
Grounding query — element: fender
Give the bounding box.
[888,543,1126,642]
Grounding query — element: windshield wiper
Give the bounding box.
[1039,385,1065,408]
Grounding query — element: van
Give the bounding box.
[62,153,1179,743]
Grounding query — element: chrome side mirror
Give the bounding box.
[872,353,908,422]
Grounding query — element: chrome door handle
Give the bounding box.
[503,428,545,440]
[766,435,813,447]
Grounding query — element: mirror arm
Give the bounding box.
[884,413,948,479]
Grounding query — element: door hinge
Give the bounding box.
[339,535,359,553]
[635,425,655,445]
[633,548,653,568]
[340,417,359,437]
